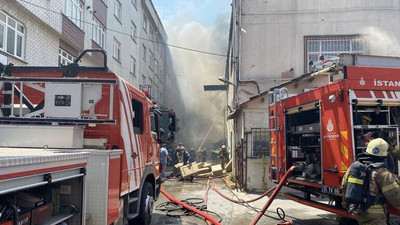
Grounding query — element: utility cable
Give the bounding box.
[18,0,227,57]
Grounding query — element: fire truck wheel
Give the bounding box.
[135,182,154,225]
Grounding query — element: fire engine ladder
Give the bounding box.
[0,77,117,124]
[0,49,117,125]
[268,88,288,183]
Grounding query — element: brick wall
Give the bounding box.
[93,0,107,27]
[60,40,79,57]
[91,41,105,65]
[62,15,85,52]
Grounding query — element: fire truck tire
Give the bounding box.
[132,182,154,225]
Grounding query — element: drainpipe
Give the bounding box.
[237,0,242,87]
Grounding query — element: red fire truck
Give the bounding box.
[268,54,400,217]
[0,50,163,225]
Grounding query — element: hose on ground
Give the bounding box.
[160,188,222,225]
[211,178,276,204]
[249,166,296,225]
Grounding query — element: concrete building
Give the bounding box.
[226,0,400,191]
[0,0,177,108]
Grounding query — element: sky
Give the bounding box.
[153,0,231,28]
[152,0,232,150]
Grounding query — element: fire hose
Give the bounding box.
[160,165,296,225]
[160,188,222,225]
[249,166,296,225]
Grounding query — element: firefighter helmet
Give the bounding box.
[366,138,388,157]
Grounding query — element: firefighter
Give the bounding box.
[219,145,229,169]
[179,146,194,182]
[160,143,171,181]
[342,138,400,225]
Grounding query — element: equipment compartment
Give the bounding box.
[285,106,322,182]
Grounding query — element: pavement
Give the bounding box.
[150,170,348,225]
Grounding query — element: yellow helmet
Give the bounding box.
[366,138,388,157]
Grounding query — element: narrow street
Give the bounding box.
[151,169,343,225]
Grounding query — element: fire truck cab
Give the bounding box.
[269,54,400,217]
[0,50,163,225]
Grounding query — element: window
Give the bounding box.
[58,49,75,66]
[142,74,146,85]
[63,0,84,29]
[132,98,143,134]
[305,36,365,72]
[114,0,122,21]
[131,21,137,42]
[0,12,25,59]
[142,44,146,62]
[130,56,136,75]
[149,26,154,40]
[154,59,158,75]
[113,37,121,61]
[150,108,161,140]
[92,17,105,48]
[143,14,148,32]
[149,50,154,69]
[251,128,269,157]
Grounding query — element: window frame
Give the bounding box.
[114,0,122,21]
[63,0,84,29]
[304,35,365,73]
[131,21,137,42]
[92,17,105,49]
[142,44,147,62]
[113,37,121,62]
[251,128,269,158]
[132,98,143,134]
[148,49,154,70]
[58,48,76,66]
[130,56,136,76]
[143,13,148,33]
[0,11,25,59]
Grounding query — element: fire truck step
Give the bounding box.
[129,197,139,204]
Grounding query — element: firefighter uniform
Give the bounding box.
[342,138,400,225]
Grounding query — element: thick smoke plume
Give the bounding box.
[163,14,230,151]
[363,27,400,56]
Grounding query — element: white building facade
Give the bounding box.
[227,0,400,191]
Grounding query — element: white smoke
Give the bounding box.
[363,27,400,56]
[161,9,230,150]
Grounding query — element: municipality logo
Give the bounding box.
[327,118,334,132]
[372,147,380,155]
[359,77,366,86]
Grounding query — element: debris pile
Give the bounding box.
[173,160,235,188]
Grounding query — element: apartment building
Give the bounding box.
[0,0,174,107]
[226,0,400,191]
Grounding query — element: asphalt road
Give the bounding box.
[150,172,347,225]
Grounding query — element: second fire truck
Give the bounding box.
[268,54,400,217]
